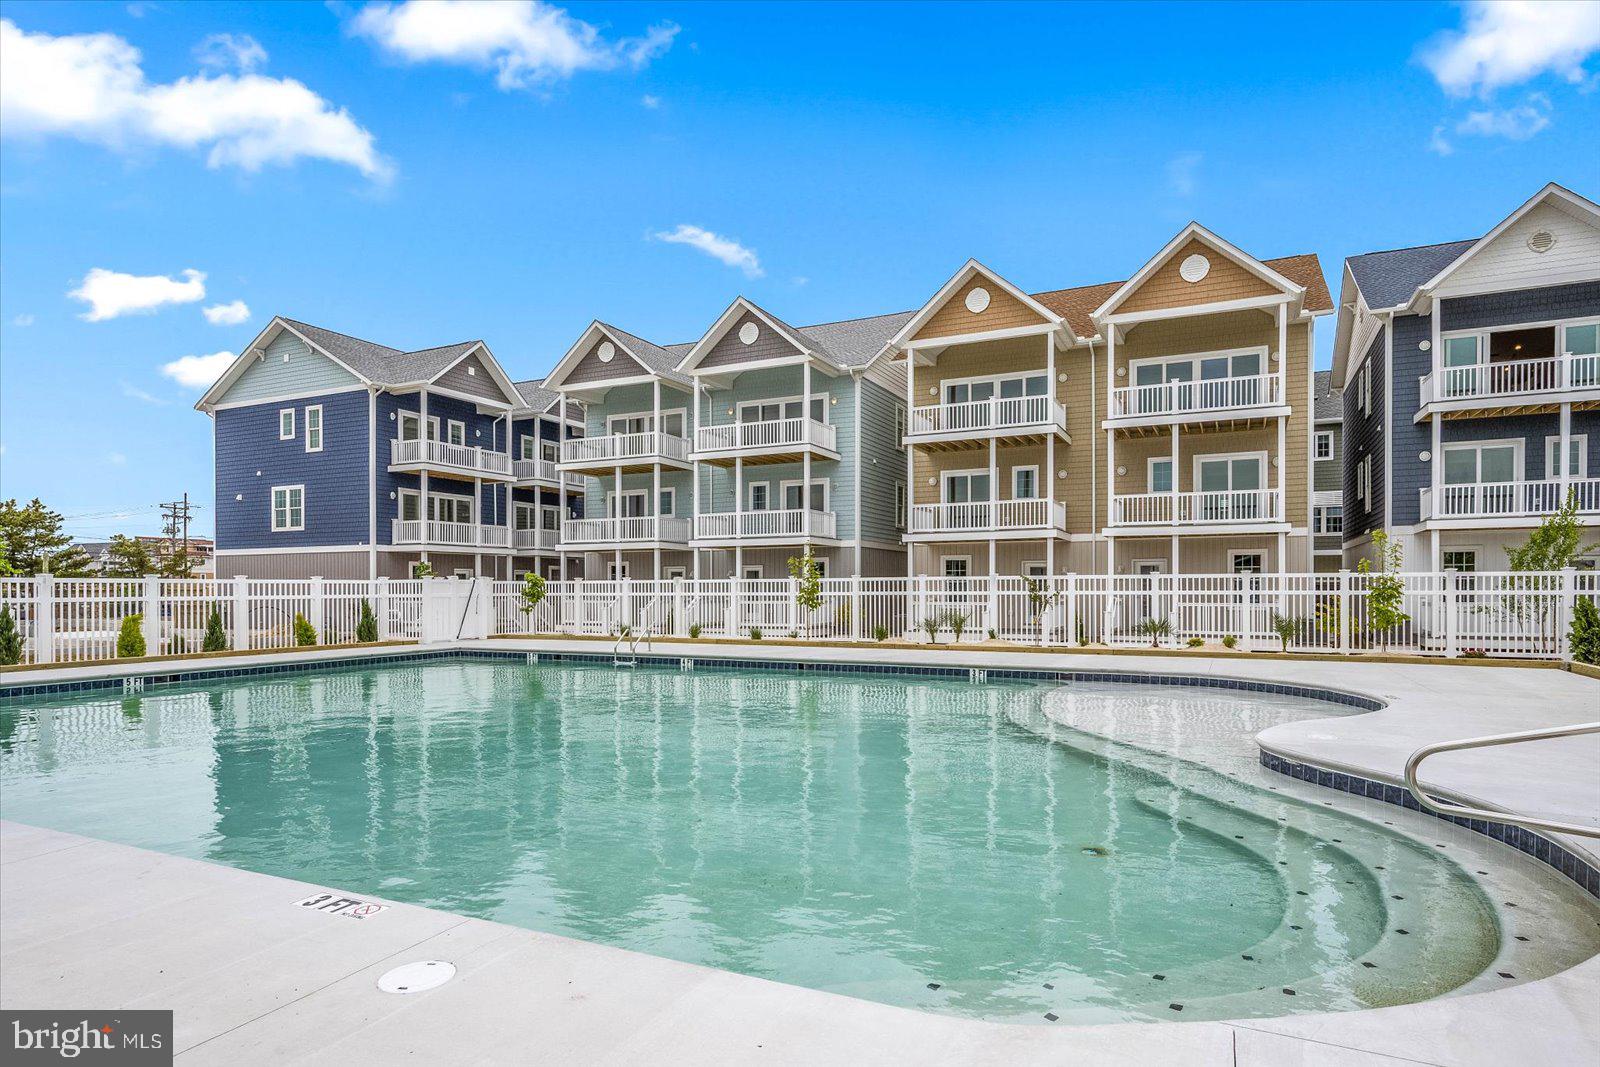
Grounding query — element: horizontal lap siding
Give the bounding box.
[1116,240,1280,315]
[215,390,371,550]
[218,331,360,405]
[1434,204,1600,299]
[377,391,508,543]
[214,550,372,580]
[1344,327,1388,536]
[1314,424,1343,493]
[1113,426,1281,494]
[855,380,906,544]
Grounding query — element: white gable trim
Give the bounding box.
[197,317,373,412]
[413,340,525,407]
[1091,222,1303,321]
[882,260,1062,353]
[1415,183,1600,303]
[542,321,652,391]
[679,297,839,375]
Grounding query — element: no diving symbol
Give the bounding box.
[293,891,390,919]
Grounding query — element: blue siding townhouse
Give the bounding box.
[1331,183,1600,572]
[199,316,541,580]
[508,376,587,580]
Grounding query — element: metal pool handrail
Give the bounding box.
[1403,722,1600,839]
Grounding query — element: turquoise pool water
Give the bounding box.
[0,660,1505,1022]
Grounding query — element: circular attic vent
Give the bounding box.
[739,321,760,345]
[1179,253,1211,283]
[1526,229,1556,254]
[597,340,615,362]
[965,286,991,314]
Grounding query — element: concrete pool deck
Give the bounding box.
[3,643,1598,1064]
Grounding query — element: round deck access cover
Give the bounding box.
[378,960,456,994]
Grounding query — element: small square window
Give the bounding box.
[1314,431,1333,460]
[1442,550,1477,573]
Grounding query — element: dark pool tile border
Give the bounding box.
[1259,750,1600,900]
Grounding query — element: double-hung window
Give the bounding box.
[304,405,323,453]
[746,482,770,511]
[278,409,295,440]
[271,485,304,531]
[1313,505,1344,534]
[1011,466,1038,500]
[1148,458,1174,494]
[1546,435,1588,479]
[519,435,537,461]
[781,480,827,512]
[1314,431,1333,460]
[446,420,466,447]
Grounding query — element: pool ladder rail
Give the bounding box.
[1404,721,1600,839]
[612,597,662,667]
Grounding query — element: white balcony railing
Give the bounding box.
[1419,352,1600,406]
[561,515,692,545]
[694,417,837,455]
[560,432,690,467]
[1111,489,1283,526]
[907,395,1066,438]
[390,438,512,477]
[512,457,585,488]
[907,498,1067,534]
[391,520,510,547]
[1110,373,1283,419]
[693,509,838,540]
[1421,479,1600,520]
[512,527,559,552]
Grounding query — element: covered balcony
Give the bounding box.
[389,438,513,481]
[1417,321,1600,420]
[559,431,691,475]
[1107,372,1286,430]
[906,394,1069,448]
[1421,479,1600,522]
[512,526,560,552]
[693,416,839,465]
[391,520,510,548]
[561,515,692,547]
[1110,488,1285,530]
[692,508,838,545]
[511,455,585,490]
[907,499,1067,539]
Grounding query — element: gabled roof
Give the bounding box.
[679,296,823,374]
[1345,240,1477,311]
[883,259,1064,351]
[541,320,693,393]
[795,309,915,367]
[1414,182,1600,299]
[1090,222,1305,321]
[512,377,585,421]
[1313,370,1341,421]
[197,317,521,410]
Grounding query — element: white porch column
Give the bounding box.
[473,474,483,575]
[1105,328,1117,575]
[734,453,744,579]
[802,359,813,549]
[1169,423,1180,525]
[419,387,430,568]
[1276,301,1288,398]
[987,434,999,628]
[904,348,917,579]
[1045,332,1057,554]
[1559,401,1573,508]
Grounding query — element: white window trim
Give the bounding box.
[1147,456,1174,494]
[745,480,772,511]
[894,480,907,528]
[894,405,907,442]
[1131,558,1168,575]
[1358,455,1371,512]
[658,486,677,516]
[1359,362,1371,416]
[740,565,764,579]
[304,404,323,453]
[1228,549,1266,574]
[1441,438,1524,485]
[1560,318,1600,356]
[779,478,831,512]
[941,554,972,577]
[399,412,440,442]
[1021,560,1047,578]
[1010,464,1040,500]
[1127,345,1269,383]
[606,489,650,518]
[941,369,1050,404]
[940,467,992,503]
[1190,450,1269,492]
[1314,430,1333,460]
[270,484,305,532]
[735,392,829,425]
[1545,434,1588,479]
[278,409,295,441]
[1441,315,1600,360]
[541,439,559,463]
[541,504,561,531]
[1441,547,1481,573]
[446,419,467,447]
[663,565,688,580]
[609,561,630,580]
[519,434,537,460]
[513,501,538,529]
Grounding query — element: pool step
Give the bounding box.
[613,657,638,668]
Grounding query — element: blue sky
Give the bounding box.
[2,0,1597,538]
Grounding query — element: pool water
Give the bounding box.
[0,660,1511,1022]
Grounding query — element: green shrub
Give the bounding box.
[786,630,798,639]
[1222,634,1238,650]
[986,628,997,641]
[1137,616,1170,648]
[117,614,146,658]
[1186,636,1204,648]
[292,613,317,647]
[920,614,939,643]
[1269,613,1298,653]
[203,607,229,652]
[1570,596,1600,665]
[748,627,763,641]
[872,624,888,642]
[688,623,702,639]
[356,599,379,643]
[170,633,187,655]
[945,610,969,642]
[0,604,23,665]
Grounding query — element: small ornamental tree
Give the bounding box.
[1570,596,1600,665]
[0,604,22,665]
[1269,613,1298,653]
[412,561,434,579]
[202,607,229,652]
[1360,530,1409,653]
[1506,493,1598,646]
[356,599,379,643]
[117,614,146,658]
[519,573,548,629]
[292,613,317,646]
[787,551,823,634]
[1023,575,1058,644]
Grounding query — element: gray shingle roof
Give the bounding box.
[601,324,695,386]
[1345,239,1476,310]
[1313,370,1341,421]
[793,309,916,367]
[280,319,484,387]
[510,377,583,420]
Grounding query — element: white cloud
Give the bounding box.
[12,313,34,326]
[650,224,762,278]
[1455,93,1553,139]
[641,93,660,109]
[161,350,236,390]
[195,33,268,73]
[1428,124,1455,155]
[202,299,251,325]
[0,18,390,179]
[70,267,206,321]
[350,1,679,91]
[120,380,170,405]
[1422,0,1600,97]
[107,452,127,466]
[1165,151,1202,196]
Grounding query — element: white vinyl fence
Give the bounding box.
[2,571,1594,666]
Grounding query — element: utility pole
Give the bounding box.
[159,494,194,576]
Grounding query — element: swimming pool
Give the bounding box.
[0,658,1591,1023]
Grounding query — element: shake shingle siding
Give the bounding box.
[215,389,371,549]
[1390,314,1431,528]
[1343,327,1387,539]
[1438,281,1600,333]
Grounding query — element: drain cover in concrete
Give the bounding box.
[378,960,456,994]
